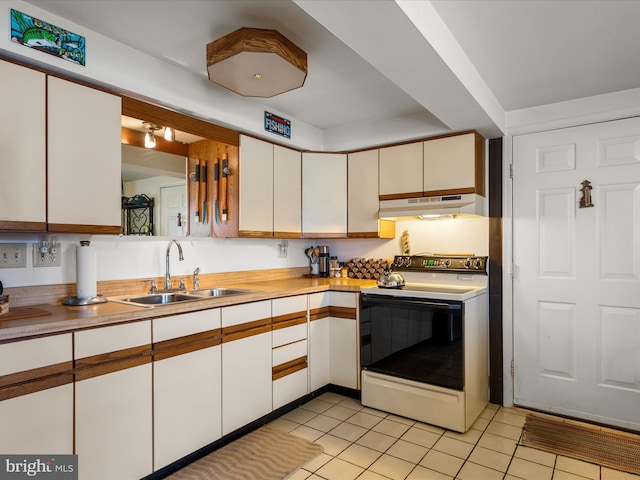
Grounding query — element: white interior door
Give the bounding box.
[159,184,186,237]
[512,116,640,430]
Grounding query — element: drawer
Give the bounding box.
[273,339,307,367]
[272,323,306,348]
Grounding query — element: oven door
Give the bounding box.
[360,294,464,390]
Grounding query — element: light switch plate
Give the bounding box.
[0,243,27,268]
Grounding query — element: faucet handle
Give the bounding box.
[144,278,157,293]
[179,276,186,290]
[193,267,201,290]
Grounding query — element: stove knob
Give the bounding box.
[474,259,482,269]
[464,258,472,269]
[444,259,451,268]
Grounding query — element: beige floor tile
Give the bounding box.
[456,461,504,480]
[328,421,368,442]
[268,416,300,433]
[369,453,416,480]
[555,456,600,480]
[361,406,390,418]
[316,392,346,404]
[304,414,343,432]
[283,407,318,424]
[492,410,527,428]
[302,398,334,414]
[432,436,474,459]
[485,420,523,440]
[601,467,640,479]
[315,433,352,456]
[337,397,363,411]
[347,411,384,429]
[485,403,500,411]
[553,470,597,480]
[507,457,553,480]
[467,445,511,472]
[315,457,364,480]
[289,424,324,442]
[357,471,391,480]
[413,422,446,435]
[386,439,429,464]
[357,430,398,452]
[470,417,491,431]
[420,449,464,477]
[514,445,556,467]
[324,404,359,421]
[301,452,332,472]
[443,427,482,445]
[479,408,498,420]
[401,426,442,449]
[285,467,311,480]
[406,465,454,480]
[338,443,383,469]
[373,418,412,438]
[477,432,518,456]
[386,413,417,426]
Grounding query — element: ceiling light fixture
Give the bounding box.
[142,122,162,149]
[164,127,175,142]
[206,27,307,98]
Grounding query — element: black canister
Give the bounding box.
[318,246,330,277]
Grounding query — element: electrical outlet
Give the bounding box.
[0,243,27,268]
[32,243,62,267]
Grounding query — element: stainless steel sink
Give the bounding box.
[110,292,202,307]
[187,288,255,297]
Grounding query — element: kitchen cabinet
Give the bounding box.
[0,334,73,453]
[0,60,46,231]
[347,149,394,238]
[423,131,485,196]
[75,321,152,480]
[239,135,301,237]
[302,152,347,237]
[47,76,122,233]
[221,300,272,435]
[379,142,423,198]
[153,309,222,470]
[272,295,308,409]
[308,291,359,391]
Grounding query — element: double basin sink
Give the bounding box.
[110,288,256,308]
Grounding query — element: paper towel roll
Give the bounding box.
[76,241,97,299]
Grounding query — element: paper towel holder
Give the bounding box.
[62,240,108,306]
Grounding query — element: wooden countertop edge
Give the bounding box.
[0,278,375,342]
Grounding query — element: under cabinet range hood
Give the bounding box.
[379,193,485,220]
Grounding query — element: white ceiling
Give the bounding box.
[25,0,640,143]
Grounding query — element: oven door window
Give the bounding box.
[360,295,464,391]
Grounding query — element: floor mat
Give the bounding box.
[520,413,640,475]
[167,426,323,480]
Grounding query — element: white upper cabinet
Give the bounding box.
[379,142,423,197]
[302,152,347,237]
[273,144,302,236]
[239,135,301,237]
[423,132,485,196]
[348,149,394,238]
[48,76,122,232]
[0,60,46,229]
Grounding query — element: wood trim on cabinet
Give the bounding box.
[47,223,121,234]
[272,311,307,330]
[0,221,46,232]
[421,187,477,197]
[274,231,302,238]
[329,306,357,320]
[302,233,347,239]
[272,356,307,381]
[0,361,73,388]
[379,191,425,201]
[75,344,152,381]
[0,360,74,401]
[221,317,272,343]
[309,306,330,322]
[153,329,222,362]
[474,132,486,197]
[238,230,274,238]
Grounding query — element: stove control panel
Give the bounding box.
[393,255,487,274]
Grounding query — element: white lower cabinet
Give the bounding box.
[153,309,222,470]
[0,334,73,454]
[308,292,359,391]
[272,295,308,409]
[75,321,152,480]
[221,301,272,435]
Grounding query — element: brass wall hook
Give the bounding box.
[579,180,594,208]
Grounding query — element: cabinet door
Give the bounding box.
[75,321,152,480]
[328,292,359,390]
[0,60,46,229]
[273,144,302,237]
[302,152,347,237]
[239,135,274,235]
[47,77,121,231]
[423,132,485,195]
[153,309,222,470]
[348,149,394,238]
[221,301,272,435]
[379,142,423,197]
[0,334,72,453]
[308,292,331,392]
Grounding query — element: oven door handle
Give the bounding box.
[360,294,461,310]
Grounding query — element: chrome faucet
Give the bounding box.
[165,240,184,291]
